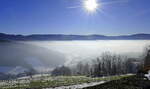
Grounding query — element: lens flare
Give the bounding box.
[83,0,99,12]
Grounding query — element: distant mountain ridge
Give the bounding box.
[1,33,150,40]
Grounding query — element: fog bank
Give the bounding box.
[25,40,150,66]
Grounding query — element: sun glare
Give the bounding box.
[83,0,99,12]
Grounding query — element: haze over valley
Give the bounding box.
[1,39,150,74]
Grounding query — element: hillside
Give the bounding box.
[83,75,150,89]
[1,33,150,41]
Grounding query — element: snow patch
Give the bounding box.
[145,70,150,80]
[44,81,105,89]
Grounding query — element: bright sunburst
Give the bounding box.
[68,0,128,15]
[83,0,99,12]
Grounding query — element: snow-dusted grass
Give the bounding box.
[0,74,132,89]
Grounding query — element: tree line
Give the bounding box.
[51,52,142,77]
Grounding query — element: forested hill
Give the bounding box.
[1,33,150,41]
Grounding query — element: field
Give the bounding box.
[0,74,132,89]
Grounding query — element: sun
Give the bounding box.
[83,0,99,12]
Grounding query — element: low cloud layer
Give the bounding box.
[0,41,66,72]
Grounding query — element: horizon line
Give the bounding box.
[0,32,150,37]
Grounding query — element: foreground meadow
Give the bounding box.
[0,74,132,89]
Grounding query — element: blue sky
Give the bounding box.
[0,0,150,35]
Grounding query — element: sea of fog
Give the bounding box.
[25,40,150,66]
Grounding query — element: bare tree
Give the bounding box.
[51,66,71,76]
